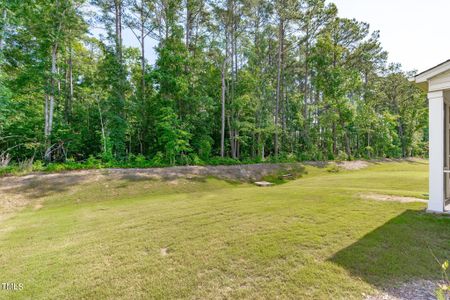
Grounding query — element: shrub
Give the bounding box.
[86,155,102,168]
[128,153,137,163]
[100,149,114,163]
[177,153,191,166]
[437,260,449,300]
[33,160,44,172]
[207,156,240,166]
[189,153,204,166]
[198,138,212,161]
[151,152,165,166]
[134,154,148,167]
[0,166,14,176]
[335,151,349,162]
[45,163,68,172]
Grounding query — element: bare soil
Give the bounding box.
[337,160,370,170]
[365,279,442,300]
[361,193,427,203]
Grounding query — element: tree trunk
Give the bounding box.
[0,8,6,50]
[65,43,73,123]
[115,0,123,60]
[96,96,107,154]
[302,29,310,145]
[392,95,406,157]
[185,0,191,50]
[274,17,284,156]
[44,43,58,161]
[140,3,146,102]
[227,116,236,158]
[343,129,351,159]
[332,121,337,155]
[220,59,226,157]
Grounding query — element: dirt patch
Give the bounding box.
[361,193,427,203]
[365,279,441,300]
[33,203,43,210]
[160,247,169,256]
[0,170,97,219]
[337,160,370,170]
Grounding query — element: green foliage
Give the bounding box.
[0,0,428,166]
[156,107,192,165]
[32,160,44,171]
[197,137,213,161]
[150,152,164,166]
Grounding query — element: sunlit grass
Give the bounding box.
[0,160,448,299]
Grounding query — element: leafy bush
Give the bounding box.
[135,154,146,165]
[0,166,14,176]
[32,160,44,172]
[207,156,241,166]
[151,152,165,167]
[198,138,212,161]
[189,153,204,166]
[86,155,102,168]
[335,151,349,162]
[45,163,69,172]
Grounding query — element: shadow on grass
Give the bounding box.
[117,164,308,184]
[370,158,428,166]
[329,210,450,288]
[2,174,87,199]
[118,173,159,182]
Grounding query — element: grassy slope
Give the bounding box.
[0,160,449,299]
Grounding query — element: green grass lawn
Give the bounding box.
[1,160,449,299]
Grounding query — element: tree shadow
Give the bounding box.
[1,174,88,199]
[369,158,428,166]
[329,210,450,288]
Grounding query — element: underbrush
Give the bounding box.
[261,164,307,184]
[0,154,303,176]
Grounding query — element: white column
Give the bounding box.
[428,90,445,213]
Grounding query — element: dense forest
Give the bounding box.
[0,0,427,168]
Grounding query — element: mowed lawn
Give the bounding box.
[1,160,449,299]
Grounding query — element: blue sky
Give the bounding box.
[117,0,450,72]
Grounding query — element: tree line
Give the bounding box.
[0,0,428,167]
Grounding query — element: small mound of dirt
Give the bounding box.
[361,193,427,203]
